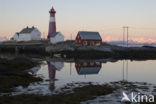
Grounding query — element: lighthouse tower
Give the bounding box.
[47,7,56,39]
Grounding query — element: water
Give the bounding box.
[13,59,156,95]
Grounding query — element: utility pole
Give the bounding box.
[123,27,125,46]
[126,27,129,47]
[71,34,72,40]
[123,26,129,47]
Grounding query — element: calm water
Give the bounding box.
[13,59,156,95]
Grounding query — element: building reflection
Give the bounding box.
[47,61,64,92]
[75,61,102,75]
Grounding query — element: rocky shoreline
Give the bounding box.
[1,41,156,59]
[0,57,42,93]
[0,81,155,104]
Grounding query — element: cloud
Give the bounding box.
[103,36,121,42]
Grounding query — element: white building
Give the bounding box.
[50,32,64,44]
[13,26,41,41]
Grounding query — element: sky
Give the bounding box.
[0,0,156,43]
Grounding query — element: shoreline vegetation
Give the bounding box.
[1,40,156,59]
[0,57,42,93]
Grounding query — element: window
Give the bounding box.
[83,62,87,66]
[90,62,94,66]
[79,40,81,43]
[95,62,101,66]
[90,41,94,46]
[77,35,80,39]
[96,42,101,46]
[83,41,87,46]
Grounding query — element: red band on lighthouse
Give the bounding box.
[47,7,56,39]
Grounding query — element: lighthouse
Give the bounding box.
[47,7,56,39]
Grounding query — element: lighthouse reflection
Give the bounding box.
[75,61,102,75]
[47,61,64,92]
[47,60,102,91]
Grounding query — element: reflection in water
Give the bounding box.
[47,61,64,92]
[75,61,102,75]
[122,60,129,82]
[10,59,156,96]
[70,62,72,75]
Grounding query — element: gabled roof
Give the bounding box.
[19,27,35,34]
[78,31,102,40]
[77,67,101,75]
[51,32,59,37]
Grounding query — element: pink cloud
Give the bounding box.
[103,36,121,42]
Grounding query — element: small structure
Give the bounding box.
[50,32,64,44]
[13,26,41,41]
[75,31,102,46]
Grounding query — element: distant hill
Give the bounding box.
[0,36,8,42]
[107,40,156,47]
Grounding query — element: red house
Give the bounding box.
[75,31,102,46]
